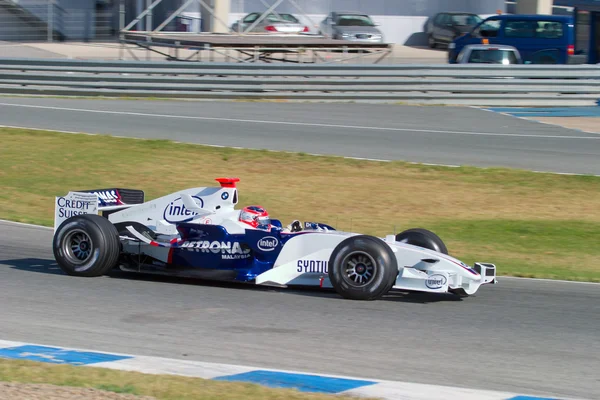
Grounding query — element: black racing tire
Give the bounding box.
[395,228,448,255]
[53,214,120,277]
[328,235,398,301]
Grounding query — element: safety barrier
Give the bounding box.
[0,58,599,106]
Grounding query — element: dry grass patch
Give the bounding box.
[0,359,374,400]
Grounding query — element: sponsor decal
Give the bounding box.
[257,236,278,251]
[54,192,98,231]
[163,196,204,223]
[297,260,328,274]
[180,240,251,260]
[221,192,229,200]
[91,190,121,206]
[425,274,447,289]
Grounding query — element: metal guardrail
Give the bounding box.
[0,58,599,106]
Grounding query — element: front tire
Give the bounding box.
[328,235,398,300]
[395,228,448,254]
[53,214,120,277]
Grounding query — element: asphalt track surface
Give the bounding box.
[1,221,598,399]
[1,97,599,175]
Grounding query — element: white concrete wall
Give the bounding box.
[224,13,457,45]
[180,12,464,45]
[188,0,505,45]
[516,0,554,14]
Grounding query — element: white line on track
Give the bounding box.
[473,106,600,136]
[498,276,600,285]
[1,102,599,140]
[1,219,598,286]
[4,123,600,177]
[0,219,53,230]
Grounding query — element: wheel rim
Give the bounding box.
[341,251,377,287]
[62,229,93,264]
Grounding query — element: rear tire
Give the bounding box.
[428,34,436,48]
[395,228,448,254]
[328,235,398,300]
[53,214,120,277]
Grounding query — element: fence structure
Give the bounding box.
[0,58,599,106]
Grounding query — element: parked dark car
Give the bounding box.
[425,12,483,48]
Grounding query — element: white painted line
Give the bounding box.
[474,106,600,136]
[498,276,600,285]
[9,122,597,176]
[0,124,84,135]
[1,102,599,140]
[522,117,600,136]
[4,124,600,176]
[0,219,53,230]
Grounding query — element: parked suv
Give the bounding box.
[449,14,575,64]
[426,12,483,48]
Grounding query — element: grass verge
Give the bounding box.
[1,127,599,281]
[0,359,373,400]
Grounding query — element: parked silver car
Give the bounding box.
[319,11,384,43]
[456,44,523,64]
[231,12,308,34]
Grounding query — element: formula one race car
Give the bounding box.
[52,178,497,300]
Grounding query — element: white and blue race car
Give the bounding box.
[52,177,497,300]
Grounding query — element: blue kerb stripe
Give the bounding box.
[0,345,132,365]
[213,370,377,393]
[506,396,559,400]
[487,107,600,112]
[485,107,600,117]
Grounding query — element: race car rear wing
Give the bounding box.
[54,188,144,231]
[76,188,145,209]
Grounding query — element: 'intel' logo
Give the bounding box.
[257,236,278,251]
[163,196,204,223]
[425,274,447,290]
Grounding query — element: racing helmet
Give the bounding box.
[239,205,271,231]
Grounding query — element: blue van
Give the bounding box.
[449,14,575,64]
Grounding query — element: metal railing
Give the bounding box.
[0,58,599,106]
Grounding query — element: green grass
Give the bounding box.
[1,126,599,281]
[96,383,141,395]
[0,359,373,400]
